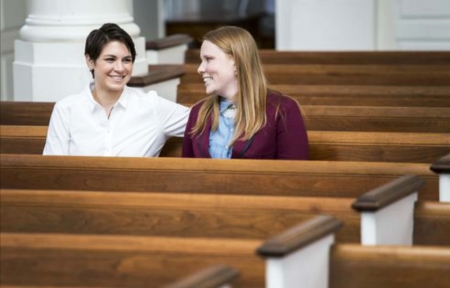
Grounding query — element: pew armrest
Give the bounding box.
[146,34,193,64]
[430,153,450,202]
[352,175,424,245]
[162,264,239,288]
[256,215,342,288]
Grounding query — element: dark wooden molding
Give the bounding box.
[430,153,450,174]
[128,64,185,87]
[256,215,343,258]
[146,34,193,50]
[162,265,239,288]
[352,174,425,212]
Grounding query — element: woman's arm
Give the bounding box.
[276,98,309,160]
[181,110,196,157]
[43,102,70,155]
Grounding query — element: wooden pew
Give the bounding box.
[4,215,448,288]
[256,215,450,288]
[0,189,360,243]
[0,215,340,288]
[162,265,239,288]
[181,63,450,86]
[0,154,439,201]
[185,49,450,65]
[431,153,450,202]
[2,126,449,164]
[351,175,450,245]
[0,232,265,287]
[2,178,449,246]
[2,102,450,133]
[176,84,450,107]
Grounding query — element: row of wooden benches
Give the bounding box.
[2,125,449,164]
[1,156,450,287]
[2,101,449,133]
[4,44,450,287]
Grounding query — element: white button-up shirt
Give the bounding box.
[43,85,190,157]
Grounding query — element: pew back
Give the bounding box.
[181,64,450,86]
[0,155,438,201]
[177,84,450,107]
[185,50,450,65]
[0,233,264,288]
[0,189,359,243]
[2,127,449,164]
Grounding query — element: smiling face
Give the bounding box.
[197,40,238,102]
[86,40,133,95]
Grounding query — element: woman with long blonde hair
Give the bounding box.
[182,26,308,159]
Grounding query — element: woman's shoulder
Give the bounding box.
[267,90,299,108]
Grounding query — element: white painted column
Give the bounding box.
[14,0,147,102]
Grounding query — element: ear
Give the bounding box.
[85,55,94,70]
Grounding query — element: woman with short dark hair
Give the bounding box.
[44,23,189,157]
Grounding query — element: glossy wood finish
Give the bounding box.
[330,244,450,288]
[0,233,263,288]
[185,49,450,65]
[177,84,450,107]
[3,102,450,133]
[0,189,359,243]
[181,63,450,86]
[0,155,438,201]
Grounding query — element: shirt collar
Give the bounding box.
[219,97,236,113]
[86,84,129,113]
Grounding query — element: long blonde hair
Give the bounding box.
[190,26,268,145]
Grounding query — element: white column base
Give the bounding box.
[361,193,417,245]
[440,174,450,202]
[266,235,333,288]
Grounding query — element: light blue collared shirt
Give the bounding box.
[209,98,236,159]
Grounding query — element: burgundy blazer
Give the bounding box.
[182,92,308,160]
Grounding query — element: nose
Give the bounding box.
[197,62,205,75]
[115,61,124,71]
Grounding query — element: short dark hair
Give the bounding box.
[85,23,136,77]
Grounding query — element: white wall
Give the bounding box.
[275,0,450,51]
[276,0,377,51]
[394,0,450,50]
[0,0,27,100]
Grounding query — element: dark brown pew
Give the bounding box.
[0,154,438,201]
[2,126,449,163]
[2,102,450,133]
[181,63,450,86]
[328,244,450,288]
[0,189,360,243]
[2,184,448,246]
[185,49,450,65]
[0,101,54,126]
[0,232,264,288]
[4,216,450,288]
[162,265,239,288]
[163,132,450,164]
[177,84,450,107]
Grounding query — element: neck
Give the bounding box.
[92,88,122,117]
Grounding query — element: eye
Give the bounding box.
[123,57,132,63]
[105,58,115,63]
